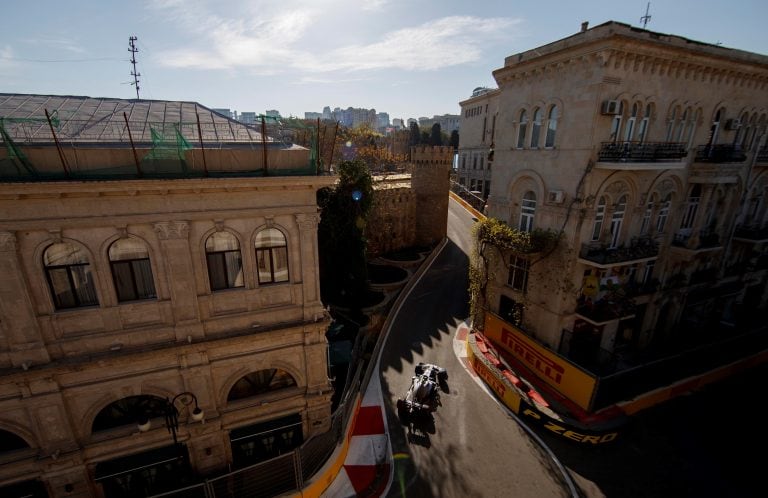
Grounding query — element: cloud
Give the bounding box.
[0,45,17,70]
[20,36,86,54]
[150,1,521,74]
[310,16,521,72]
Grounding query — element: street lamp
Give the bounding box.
[137,392,204,445]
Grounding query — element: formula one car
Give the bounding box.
[397,363,448,422]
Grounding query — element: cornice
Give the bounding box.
[494,44,768,91]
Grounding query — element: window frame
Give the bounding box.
[507,255,530,292]
[43,242,99,310]
[205,231,245,292]
[108,237,157,303]
[255,228,289,285]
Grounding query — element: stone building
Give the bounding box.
[365,146,452,258]
[0,94,335,497]
[457,87,500,198]
[474,22,768,412]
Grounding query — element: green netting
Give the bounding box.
[0,119,36,176]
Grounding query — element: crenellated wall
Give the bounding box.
[366,146,452,257]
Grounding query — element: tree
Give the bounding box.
[408,122,421,147]
[430,123,443,146]
[421,130,430,144]
[449,130,459,150]
[317,160,374,309]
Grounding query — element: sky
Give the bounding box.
[1,0,767,123]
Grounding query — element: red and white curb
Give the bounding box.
[322,368,391,497]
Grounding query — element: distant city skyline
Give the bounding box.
[2,1,767,121]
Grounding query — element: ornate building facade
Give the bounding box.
[475,22,768,411]
[0,94,335,497]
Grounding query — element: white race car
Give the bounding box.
[397,363,448,421]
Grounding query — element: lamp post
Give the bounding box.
[137,392,204,446]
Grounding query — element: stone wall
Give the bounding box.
[365,146,452,258]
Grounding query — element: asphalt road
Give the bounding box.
[376,197,768,498]
[378,200,572,498]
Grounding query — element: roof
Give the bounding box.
[0,93,268,144]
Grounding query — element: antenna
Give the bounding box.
[128,36,141,100]
[640,2,652,29]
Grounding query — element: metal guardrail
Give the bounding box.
[148,241,446,498]
[597,141,688,162]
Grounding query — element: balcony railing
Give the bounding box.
[734,224,768,242]
[575,294,636,324]
[598,141,688,163]
[579,236,659,266]
[694,144,747,163]
[757,146,768,163]
[672,229,721,250]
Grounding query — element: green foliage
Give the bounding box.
[473,218,560,254]
[468,218,561,323]
[408,122,421,146]
[449,130,459,149]
[317,160,375,308]
[430,123,443,146]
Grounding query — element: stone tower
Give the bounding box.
[410,145,453,247]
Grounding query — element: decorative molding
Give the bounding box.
[295,213,320,231]
[0,231,17,252]
[48,229,62,243]
[153,221,190,240]
[214,220,225,232]
[265,216,275,228]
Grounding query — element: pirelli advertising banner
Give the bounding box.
[484,313,597,411]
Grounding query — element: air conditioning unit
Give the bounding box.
[725,118,742,130]
[548,190,565,204]
[601,100,621,115]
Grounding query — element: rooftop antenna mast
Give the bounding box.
[640,2,652,29]
[128,36,141,100]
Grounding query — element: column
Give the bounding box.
[153,221,204,341]
[295,213,325,322]
[0,231,50,367]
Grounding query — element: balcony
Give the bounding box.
[757,146,768,164]
[596,141,688,170]
[694,144,747,163]
[578,236,659,268]
[672,229,722,252]
[733,224,768,243]
[575,293,636,325]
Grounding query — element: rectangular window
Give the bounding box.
[112,259,156,301]
[642,262,655,286]
[656,200,670,233]
[507,256,529,291]
[592,205,605,241]
[680,197,700,229]
[207,251,244,290]
[640,201,653,234]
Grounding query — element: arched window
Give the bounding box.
[530,108,542,148]
[206,231,244,291]
[0,428,29,454]
[640,195,655,235]
[676,107,690,142]
[227,369,297,402]
[656,194,671,233]
[637,104,651,143]
[666,106,679,141]
[255,228,289,284]
[592,197,606,241]
[624,104,638,141]
[516,110,528,148]
[686,109,700,148]
[545,105,558,147]
[44,241,98,310]
[92,395,168,433]
[707,108,723,146]
[109,237,156,302]
[735,112,749,148]
[610,102,624,142]
[680,185,701,230]
[519,191,536,232]
[610,195,627,248]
